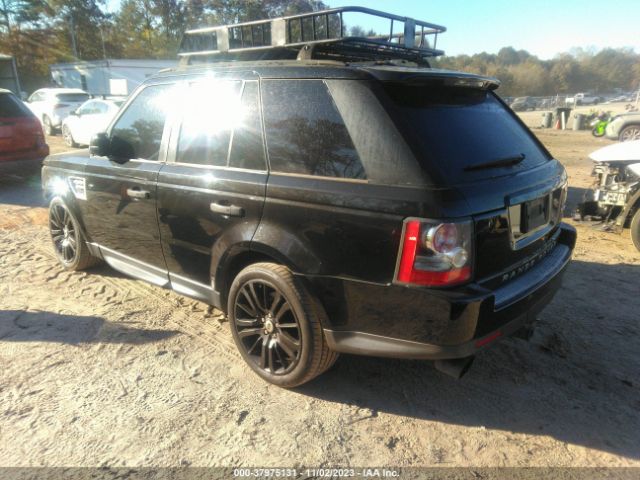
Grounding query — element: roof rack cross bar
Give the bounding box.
[178,6,446,65]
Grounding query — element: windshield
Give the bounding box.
[55,93,90,103]
[383,85,550,182]
[0,92,32,117]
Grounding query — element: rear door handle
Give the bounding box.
[126,188,151,199]
[210,202,244,217]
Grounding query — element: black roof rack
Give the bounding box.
[178,6,446,66]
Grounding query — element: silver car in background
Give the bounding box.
[26,88,90,135]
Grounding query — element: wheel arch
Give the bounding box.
[215,243,307,313]
[619,123,640,140]
[45,191,94,248]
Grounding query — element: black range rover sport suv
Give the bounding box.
[42,8,576,387]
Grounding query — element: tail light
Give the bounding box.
[395,218,473,287]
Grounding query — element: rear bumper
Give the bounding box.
[323,223,576,360]
[0,146,49,164]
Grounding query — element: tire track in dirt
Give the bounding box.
[1,223,241,364]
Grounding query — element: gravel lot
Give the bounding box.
[0,129,639,468]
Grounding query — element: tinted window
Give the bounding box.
[262,80,365,179]
[0,92,31,117]
[383,85,549,180]
[228,81,266,170]
[110,84,172,161]
[56,93,90,103]
[177,80,242,166]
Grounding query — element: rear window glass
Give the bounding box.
[262,80,366,180]
[383,85,550,181]
[0,92,31,117]
[55,93,90,103]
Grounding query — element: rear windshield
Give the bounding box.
[55,93,90,103]
[383,85,550,182]
[0,92,31,117]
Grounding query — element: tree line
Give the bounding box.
[1,0,638,95]
[0,0,328,91]
[433,46,640,97]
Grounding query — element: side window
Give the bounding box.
[110,84,171,161]
[94,101,109,114]
[78,101,97,115]
[228,81,266,171]
[262,79,366,179]
[177,80,242,166]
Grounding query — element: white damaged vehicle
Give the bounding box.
[578,140,640,250]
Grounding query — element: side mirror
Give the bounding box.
[89,132,111,157]
[90,132,134,164]
[70,110,79,116]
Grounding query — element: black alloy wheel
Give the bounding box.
[228,263,338,387]
[50,202,78,264]
[233,280,302,375]
[48,197,100,271]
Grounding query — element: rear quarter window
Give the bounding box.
[383,85,550,182]
[262,79,366,180]
[55,93,90,103]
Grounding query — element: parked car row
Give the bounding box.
[25,87,126,147]
[504,91,639,112]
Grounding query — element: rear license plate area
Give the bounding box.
[522,196,549,232]
[508,194,552,247]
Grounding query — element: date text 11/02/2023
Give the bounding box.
[233,468,401,478]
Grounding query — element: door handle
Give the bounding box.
[210,202,244,217]
[126,188,151,199]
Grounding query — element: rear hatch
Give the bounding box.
[379,78,567,285]
[0,92,46,159]
[53,92,90,118]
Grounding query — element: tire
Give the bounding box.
[592,127,604,137]
[42,115,55,136]
[227,262,338,388]
[62,125,78,147]
[631,209,640,252]
[48,197,100,271]
[619,125,640,142]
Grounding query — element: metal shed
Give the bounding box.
[49,59,176,96]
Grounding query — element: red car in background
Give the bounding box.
[0,88,49,174]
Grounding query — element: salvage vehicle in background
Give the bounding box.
[577,140,640,251]
[566,92,601,106]
[62,98,125,147]
[510,96,537,111]
[0,88,49,174]
[604,111,640,142]
[26,88,90,136]
[41,7,576,387]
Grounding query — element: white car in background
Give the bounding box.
[26,88,90,135]
[61,98,125,147]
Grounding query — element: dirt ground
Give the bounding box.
[0,128,639,469]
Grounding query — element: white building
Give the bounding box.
[50,59,176,96]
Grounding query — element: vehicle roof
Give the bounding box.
[150,61,499,87]
[34,88,89,95]
[82,97,123,103]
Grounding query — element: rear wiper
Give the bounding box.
[464,153,526,172]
